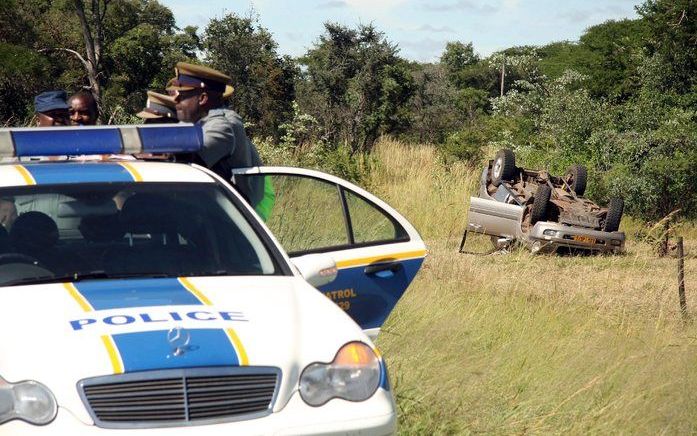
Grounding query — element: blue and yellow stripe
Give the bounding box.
[15,163,138,185]
[320,249,427,331]
[65,278,249,374]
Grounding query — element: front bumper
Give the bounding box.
[0,389,396,435]
[527,222,625,254]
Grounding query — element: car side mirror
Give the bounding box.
[291,254,338,288]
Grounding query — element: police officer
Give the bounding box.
[136,91,178,124]
[34,91,71,127]
[165,62,263,206]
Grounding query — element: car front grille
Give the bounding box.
[78,367,281,429]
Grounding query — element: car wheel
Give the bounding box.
[565,164,587,196]
[530,184,552,225]
[603,197,624,232]
[491,149,516,187]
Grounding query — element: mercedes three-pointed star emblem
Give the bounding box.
[167,326,191,356]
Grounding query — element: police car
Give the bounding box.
[0,124,426,434]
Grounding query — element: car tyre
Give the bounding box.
[530,184,552,225]
[565,164,588,196]
[491,148,516,187]
[603,197,624,232]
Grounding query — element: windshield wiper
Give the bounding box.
[2,271,174,287]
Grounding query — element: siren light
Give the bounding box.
[0,124,203,158]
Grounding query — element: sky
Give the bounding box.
[161,0,641,62]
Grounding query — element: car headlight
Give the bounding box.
[299,342,381,407]
[0,377,57,426]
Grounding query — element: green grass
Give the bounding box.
[365,139,697,434]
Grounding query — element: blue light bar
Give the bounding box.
[0,124,203,158]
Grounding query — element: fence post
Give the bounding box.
[677,236,687,319]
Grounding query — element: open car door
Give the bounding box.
[467,196,524,239]
[233,167,426,339]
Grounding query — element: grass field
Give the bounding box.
[365,139,697,434]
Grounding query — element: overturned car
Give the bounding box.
[464,149,625,254]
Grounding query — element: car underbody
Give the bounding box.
[464,149,626,255]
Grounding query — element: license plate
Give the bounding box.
[572,235,596,244]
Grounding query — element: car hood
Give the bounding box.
[0,276,365,424]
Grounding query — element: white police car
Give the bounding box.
[0,124,426,434]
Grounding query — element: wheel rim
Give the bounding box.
[493,158,502,179]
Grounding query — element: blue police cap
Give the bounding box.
[34,90,69,113]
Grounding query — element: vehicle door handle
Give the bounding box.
[364,261,401,275]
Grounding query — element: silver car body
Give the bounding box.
[467,167,626,254]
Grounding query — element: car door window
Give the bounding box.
[344,190,406,244]
[253,175,349,254]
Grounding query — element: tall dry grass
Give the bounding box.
[367,138,697,434]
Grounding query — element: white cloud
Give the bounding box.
[400,38,448,61]
[412,24,456,33]
[343,0,409,15]
[502,0,519,9]
[345,0,407,7]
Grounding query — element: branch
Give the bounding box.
[91,0,102,62]
[38,47,89,69]
[99,0,111,23]
[74,0,97,67]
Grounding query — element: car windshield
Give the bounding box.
[0,182,281,286]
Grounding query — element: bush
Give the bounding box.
[489,64,697,220]
[439,127,484,165]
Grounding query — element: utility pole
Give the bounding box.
[500,55,506,97]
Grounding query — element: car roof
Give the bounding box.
[0,159,216,187]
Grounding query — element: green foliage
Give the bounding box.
[441,41,497,92]
[0,0,53,122]
[405,63,461,144]
[491,57,697,219]
[299,22,414,154]
[278,101,321,149]
[0,0,199,123]
[579,19,648,99]
[110,24,166,94]
[538,20,648,100]
[638,0,697,94]
[0,43,51,123]
[439,126,485,165]
[0,0,694,224]
[203,12,296,139]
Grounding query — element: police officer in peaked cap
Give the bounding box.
[136,91,179,124]
[166,62,263,206]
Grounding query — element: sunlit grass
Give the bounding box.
[366,138,697,434]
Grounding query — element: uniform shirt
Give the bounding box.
[199,108,263,206]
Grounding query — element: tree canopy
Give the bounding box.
[0,0,694,218]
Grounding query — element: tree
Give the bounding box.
[638,0,697,94]
[0,0,52,123]
[203,12,296,139]
[441,42,478,75]
[69,0,108,106]
[299,23,414,154]
[406,63,460,143]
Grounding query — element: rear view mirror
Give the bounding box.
[291,254,338,288]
